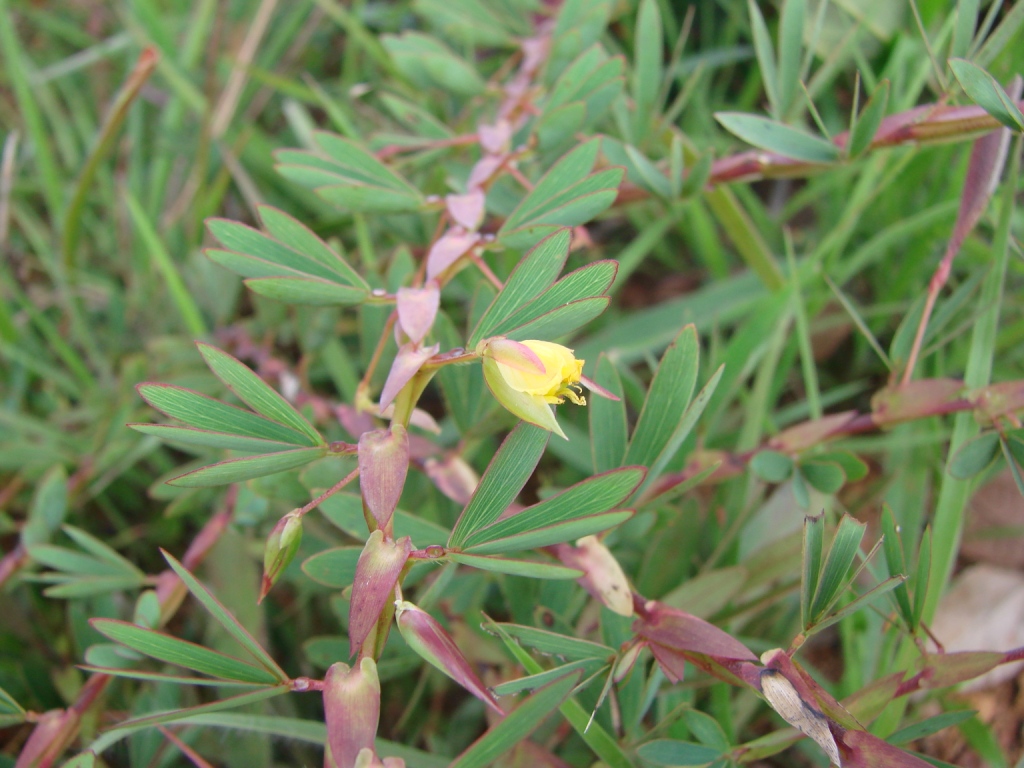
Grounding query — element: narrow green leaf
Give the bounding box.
[197,344,323,446]
[125,193,207,336]
[747,0,779,117]
[715,112,841,163]
[78,667,267,688]
[448,424,550,548]
[491,659,607,696]
[0,683,26,726]
[801,514,825,627]
[257,205,367,289]
[632,0,663,140]
[952,0,980,60]
[450,673,581,768]
[162,551,289,681]
[61,753,95,768]
[849,80,890,158]
[881,505,915,627]
[38,576,146,599]
[61,526,145,577]
[129,424,300,454]
[96,684,290,733]
[590,356,627,473]
[138,384,314,446]
[626,325,699,468]
[318,492,449,547]
[29,545,130,577]
[776,0,805,117]
[807,575,906,635]
[500,139,599,232]
[167,447,325,487]
[245,276,368,306]
[20,465,68,548]
[624,145,672,198]
[463,467,644,550]
[447,553,583,579]
[889,709,976,745]
[91,620,280,685]
[809,516,866,621]
[464,510,634,555]
[488,624,612,661]
[505,298,610,341]
[493,260,617,338]
[949,58,1024,132]
[470,229,572,346]
[314,132,421,193]
[206,218,349,283]
[382,32,487,96]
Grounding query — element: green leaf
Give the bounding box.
[750,450,794,483]
[537,102,587,154]
[625,325,699,469]
[0,684,26,727]
[948,431,1000,479]
[463,510,634,555]
[809,515,866,622]
[382,32,487,96]
[275,133,423,212]
[447,553,583,579]
[257,205,367,289]
[881,505,915,627]
[491,659,607,696]
[129,424,301,454]
[849,80,890,158]
[61,753,95,768]
[29,545,132,578]
[949,58,1024,132]
[301,546,361,588]
[505,298,610,341]
[715,112,841,163]
[495,261,618,339]
[463,467,643,550]
[318,492,449,547]
[162,551,288,681]
[624,145,673,198]
[245,276,368,306]
[77,667,267,688]
[206,217,361,286]
[94,685,291,733]
[470,229,571,346]
[450,672,581,768]
[545,46,624,124]
[91,620,281,685]
[776,0,805,117]
[167,447,326,487]
[197,344,323,446]
[21,465,68,548]
[814,450,868,482]
[801,513,825,626]
[952,0,979,60]
[448,424,550,548]
[590,356,627,473]
[34,575,146,599]
[807,575,906,635]
[487,624,612,661]
[138,384,315,446]
[632,0,663,140]
[637,739,723,765]
[499,139,623,247]
[889,709,976,745]
[747,0,778,116]
[800,460,846,494]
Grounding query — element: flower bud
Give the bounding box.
[259,510,302,603]
[394,600,503,715]
[324,659,380,768]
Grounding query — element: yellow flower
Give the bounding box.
[477,337,587,438]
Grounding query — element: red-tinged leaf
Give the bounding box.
[446,190,485,230]
[648,642,688,683]
[379,342,439,410]
[767,411,858,454]
[348,532,412,656]
[396,284,440,344]
[14,709,77,768]
[918,650,1006,690]
[358,426,410,529]
[579,375,619,401]
[635,602,756,661]
[552,535,632,616]
[478,121,511,154]
[395,601,503,715]
[838,728,934,768]
[871,379,965,426]
[324,659,380,768]
[425,231,480,281]
[423,454,479,505]
[842,671,906,722]
[761,649,858,729]
[467,155,504,190]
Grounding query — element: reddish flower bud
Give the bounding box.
[323,659,380,768]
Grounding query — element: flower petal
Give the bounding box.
[482,357,566,438]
